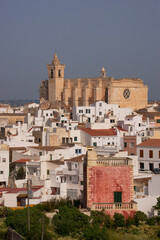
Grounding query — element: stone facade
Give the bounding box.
[83,148,137,217]
[40,54,148,110]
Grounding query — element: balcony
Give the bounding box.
[91,202,137,211]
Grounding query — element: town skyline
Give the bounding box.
[0,0,160,100]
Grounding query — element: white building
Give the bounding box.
[0,146,9,186]
[72,101,132,123]
[80,127,122,150]
[137,138,160,171]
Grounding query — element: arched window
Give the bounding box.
[58,70,61,77]
[51,69,53,78]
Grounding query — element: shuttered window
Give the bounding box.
[114,192,122,203]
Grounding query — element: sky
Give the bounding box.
[0,0,160,100]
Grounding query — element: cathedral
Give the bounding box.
[39,54,148,110]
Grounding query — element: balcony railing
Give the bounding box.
[91,202,137,211]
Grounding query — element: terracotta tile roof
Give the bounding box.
[65,154,85,162]
[137,139,160,147]
[80,128,117,136]
[0,113,26,116]
[126,115,136,118]
[9,147,26,150]
[30,146,64,151]
[6,186,43,194]
[12,159,39,163]
[13,159,31,163]
[116,126,127,132]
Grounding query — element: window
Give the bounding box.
[140,162,144,169]
[114,192,122,203]
[79,110,83,113]
[0,171,3,174]
[2,158,6,163]
[124,142,127,148]
[75,164,78,168]
[159,151,160,159]
[139,123,141,127]
[56,123,58,126]
[88,118,90,122]
[130,142,135,148]
[50,154,52,161]
[50,113,52,116]
[86,109,90,113]
[157,119,160,123]
[75,149,81,154]
[130,127,133,132]
[39,152,42,156]
[47,169,50,175]
[51,69,53,78]
[99,112,102,115]
[58,70,61,77]
[46,113,48,116]
[149,163,154,171]
[39,138,41,143]
[110,119,115,123]
[99,103,102,107]
[140,150,143,158]
[74,136,77,142]
[149,150,153,158]
[93,142,97,147]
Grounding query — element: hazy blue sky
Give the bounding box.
[0,0,160,100]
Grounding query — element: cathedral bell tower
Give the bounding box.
[47,54,65,103]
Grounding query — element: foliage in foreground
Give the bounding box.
[34,198,73,212]
[52,206,90,237]
[5,207,52,240]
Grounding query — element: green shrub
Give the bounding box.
[113,213,125,227]
[83,225,109,240]
[90,211,113,228]
[34,198,73,212]
[134,211,148,226]
[125,216,135,227]
[147,217,157,226]
[0,207,13,218]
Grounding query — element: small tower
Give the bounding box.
[100,67,106,78]
[47,54,65,103]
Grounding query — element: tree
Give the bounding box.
[52,206,89,236]
[154,197,160,216]
[16,166,25,179]
[5,208,51,240]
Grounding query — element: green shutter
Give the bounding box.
[114,192,122,203]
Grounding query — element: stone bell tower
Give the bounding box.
[47,54,65,103]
